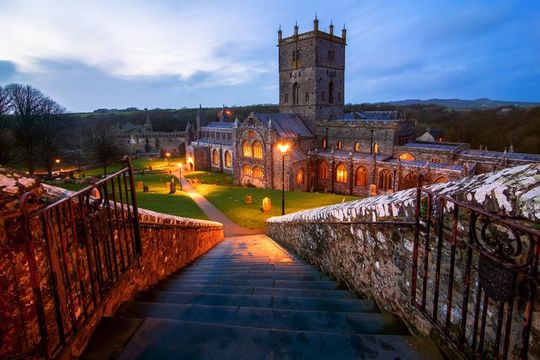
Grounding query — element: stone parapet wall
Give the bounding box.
[267,164,540,358]
[0,167,224,359]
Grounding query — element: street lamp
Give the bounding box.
[165,152,171,165]
[277,143,290,215]
[177,162,183,191]
[54,158,61,175]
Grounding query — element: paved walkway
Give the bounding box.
[180,177,264,237]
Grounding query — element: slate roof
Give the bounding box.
[204,121,235,129]
[344,111,403,121]
[399,142,465,152]
[194,138,233,146]
[386,158,463,172]
[458,149,540,162]
[252,113,312,138]
[317,149,389,162]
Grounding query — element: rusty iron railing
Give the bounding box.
[411,185,540,359]
[2,157,141,359]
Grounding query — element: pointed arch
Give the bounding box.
[252,140,263,159]
[296,168,305,185]
[355,166,368,187]
[328,81,334,104]
[242,164,252,176]
[242,140,252,158]
[253,166,264,178]
[224,151,232,168]
[212,149,219,165]
[292,82,300,105]
[335,163,348,183]
[378,169,393,191]
[318,160,328,180]
[400,172,418,190]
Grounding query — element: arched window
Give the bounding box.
[284,93,288,104]
[355,166,367,187]
[296,168,305,185]
[400,172,417,190]
[338,92,341,102]
[242,140,252,158]
[399,152,415,161]
[433,176,449,184]
[379,169,393,191]
[336,141,343,150]
[431,157,441,163]
[328,81,334,104]
[319,161,328,180]
[354,142,360,152]
[335,163,348,183]
[224,151,232,168]
[242,164,252,176]
[253,166,264,178]
[292,83,299,105]
[322,138,327,149]
[212,149,219,165]
[252,140,263,159]
[305,92,309,102]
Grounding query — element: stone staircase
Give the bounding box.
[82,235,441,359]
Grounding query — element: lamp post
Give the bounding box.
[177,162,183,191]
[277,143,290,215]
[165,152,171,166]
[54,158,61,175]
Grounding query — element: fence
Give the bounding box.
[411,186,540,359]
[2,157,141,359]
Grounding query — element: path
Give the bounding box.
[180,176,264,236]
[82,234,441,359]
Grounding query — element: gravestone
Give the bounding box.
[137,181,143,190]
[370,184,377,196]
[262,197,271,212]
[143,185,149,193]
[244,195,253,204]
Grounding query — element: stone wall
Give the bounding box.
[267,164,540,358]
[0,167,224,359]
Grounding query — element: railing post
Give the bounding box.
[19,191,50,359]
[124,156,142,257]
[411,173,424,306]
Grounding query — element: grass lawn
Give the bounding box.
[49,172,208,221]
[195,184,358,229]
[184,171,233,185]
[83,157,183,177]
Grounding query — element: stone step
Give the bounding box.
[152,284,357,299]
[169,273,331,281]
[116,319,442,360]
[161,279,341,290]
[178,265,324,275]
[136,291,378,313]
[116,302,409,335]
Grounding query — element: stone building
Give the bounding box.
[114,115,185,156]
[186,18,540,196]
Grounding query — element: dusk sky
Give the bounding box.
[0,0,539,112]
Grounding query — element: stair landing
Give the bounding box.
[82,235,441,359]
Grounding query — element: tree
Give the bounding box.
[87,124,125,175]
[0,86,12,164]
[6,84,65,174]
[38,98,67,177]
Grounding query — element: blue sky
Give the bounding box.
[0,0,538,112]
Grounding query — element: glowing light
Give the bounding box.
[373,143,379,155]
[55,158,61,164]
[177,162,182,168]
[277,143,290,154]
[165,152,171,158]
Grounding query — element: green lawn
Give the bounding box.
[195,184,358,229]
[83,157,183,176]
[184,171,233,185]
[50,172,207,220]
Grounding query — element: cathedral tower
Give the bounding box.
[278,17,346,131]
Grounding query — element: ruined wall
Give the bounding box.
[0,167,224,359]
[267,164,540,358]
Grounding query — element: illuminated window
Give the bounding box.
[252,140,263,159]
[319,161,328,180]
[336,163,348,183]
[212,149,219,165]
[242,140,252,157]
[322,138,327,149]
[399,152,415,161]
[296,168,305,184]
[224,151,232,168]
[242,165,252,176]
[337,141,342,150]
[253,166,264,178]
[355,166,367,187]
[431,157,441,163]
[433,176,448,183]
[379,169,393,191]
[354,142,360,152]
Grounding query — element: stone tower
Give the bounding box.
[278,17,346,131]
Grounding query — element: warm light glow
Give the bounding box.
[54,158,61,164]
[277,143,290,154]
[165,152,171,158]
[178,162,182,168]
[399,152,415,161]
[373,143,379,154]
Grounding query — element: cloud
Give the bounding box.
[0,60,17,82]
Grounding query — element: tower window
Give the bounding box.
[328,50,335,62]
[305,92,309,102]
[322,138,327,149]
[337,141,342,150]
[292,83,299,105]
[322,91,325,101]
[338,92,341,102]
[284,93,288,104]
[354,142,360,152]
[329,81,334,104]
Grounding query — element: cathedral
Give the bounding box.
[186,18,540,196]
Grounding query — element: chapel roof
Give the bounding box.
[251,113,312,138]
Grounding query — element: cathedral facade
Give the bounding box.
[186,18,540,196]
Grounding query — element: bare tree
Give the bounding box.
[38,98,66,177]
[87,124,125,175]
[0,86,12,164]
[6,84,65,174]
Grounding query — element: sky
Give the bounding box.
[0,0,539,112]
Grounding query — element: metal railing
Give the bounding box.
[2,157,141,359]
[411,186,540,359]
